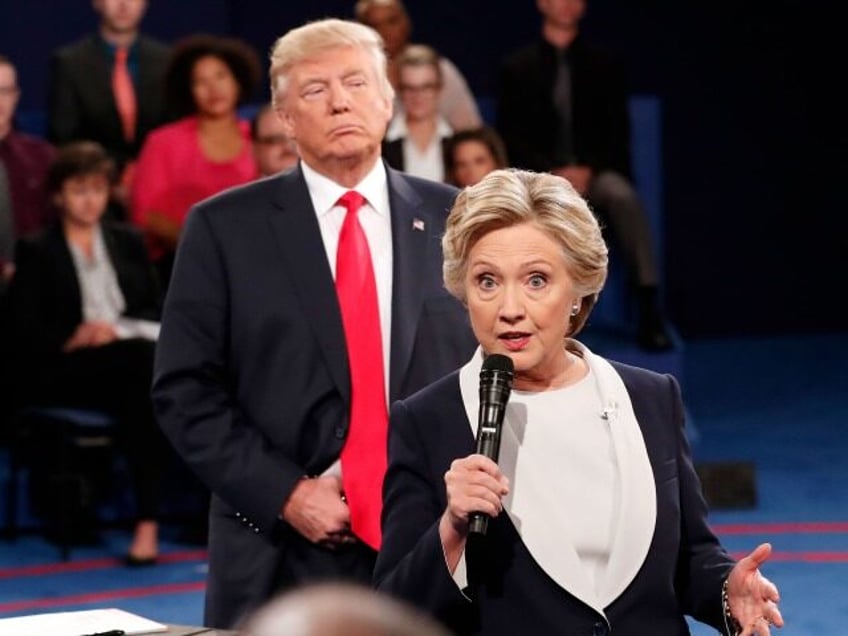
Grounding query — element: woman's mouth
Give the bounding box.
[499,332,531,351]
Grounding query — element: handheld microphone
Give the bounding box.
[468,353,514,536]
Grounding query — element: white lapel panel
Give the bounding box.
[459,347,605,615]
[580,346,657,607]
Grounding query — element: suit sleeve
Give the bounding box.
[667,374,736,630]
[130,128,171,228]
[375,399,470,621]
[7,238,69,359]
[47,52,81,146]
[114,225,162,321]
[151,207,305,535]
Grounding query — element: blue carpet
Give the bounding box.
[1,332,846,634]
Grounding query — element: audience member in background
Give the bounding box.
[240,583,452,636]
[251,103,299,177]
[496,0,672,351]
[152,18,475,629]
[355,0,481,132]
[375,168,784,636]
[0,55,56,290]
[5,141,166,565]
[383,45,453,183]
[444,126,508,188]
[131,33,260,288]
[48,0,171,219]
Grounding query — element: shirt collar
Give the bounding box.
[385,113,453,141]
[68,224,106,267]
[301,158,389,219]
[99,34,138,57]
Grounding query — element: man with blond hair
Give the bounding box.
[153,17,474,629]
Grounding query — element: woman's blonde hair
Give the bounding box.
[442,169,608,336]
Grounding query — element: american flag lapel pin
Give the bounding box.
[412,218,425,231]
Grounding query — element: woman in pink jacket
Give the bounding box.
[132,34,260,287]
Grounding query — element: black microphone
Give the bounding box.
[468,353,514,536]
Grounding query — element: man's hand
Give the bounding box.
[281,475,356,548]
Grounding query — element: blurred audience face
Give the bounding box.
[191,55,240,118]
[253,108,299,176]
[398,64,440,123]
[241,583,451,636]
[358,1,410,58]
[537,0,586,29]
[451,139,500,187]
[93,0,147,35]
[57,174,111,229]
[0,61,20,138]
[278,46,392,170]
[464,222,580,387]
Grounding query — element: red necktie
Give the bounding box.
[112,47,137,143]
[335,190,387,550]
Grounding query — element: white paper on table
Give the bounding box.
[0,607,168,636]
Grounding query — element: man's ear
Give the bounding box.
[279,109,297,140]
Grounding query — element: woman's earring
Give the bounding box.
[570,304,580,317]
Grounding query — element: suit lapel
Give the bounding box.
[596,381,657,607]
[266,169,350,402]
[81,36,118,128]
[386,167,428,401]
[135,37,161,129]
[47,225,84,326]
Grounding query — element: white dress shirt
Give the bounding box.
[300,158,394,401]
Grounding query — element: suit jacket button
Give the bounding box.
[335,427,346,439]
[593,622,608,636]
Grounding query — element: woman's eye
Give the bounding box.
[528,274,547,288]
[478,275,497,290]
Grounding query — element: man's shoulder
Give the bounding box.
[52,34,100,63]
[502,40,544,68]
[136,34,172,60]
[569,35,624,76]
[4,130,54,160]
[191,174,283,220]
[388,168,459,207]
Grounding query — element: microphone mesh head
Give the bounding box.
[482,354,514,373]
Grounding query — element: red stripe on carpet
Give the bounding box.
[712,521,848,534]
[0,581,206,613]
[0,550,208,579]
[728,550,848,562]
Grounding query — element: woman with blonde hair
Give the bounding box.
[376,169,784,636]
